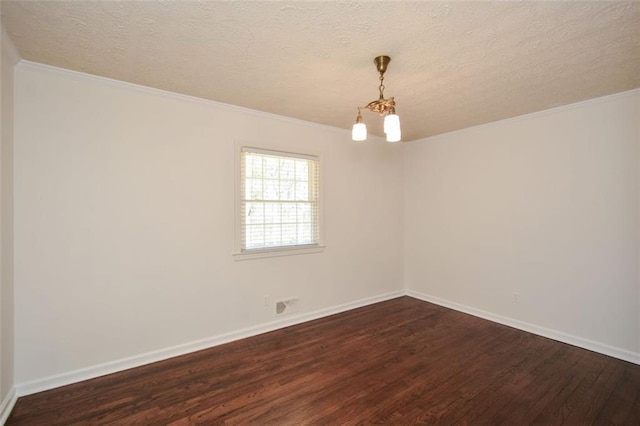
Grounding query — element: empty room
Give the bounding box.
[1,1,639,424]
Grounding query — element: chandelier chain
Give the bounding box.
[378,73,385,100]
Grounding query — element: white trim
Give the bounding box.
[15,61,350,136]
[15,290,404,397]
[15,62,639,145]
[233,245,325,261]
[414,88,640,143]
[241,146,317,161]
[406,290,640,365]
[233,140,325,258]
[10,289,640,400]
[0,387,17,425]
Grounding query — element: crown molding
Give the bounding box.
[15,60,353,137]
[414,88,640,144]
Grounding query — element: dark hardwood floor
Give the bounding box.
[8,296,640,424]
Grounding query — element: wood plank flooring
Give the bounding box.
[7,296,640,424]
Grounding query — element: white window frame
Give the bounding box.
[233,141,324,260]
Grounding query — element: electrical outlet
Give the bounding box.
[512,292,519,304]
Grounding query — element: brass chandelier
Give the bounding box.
[352,55,401,142]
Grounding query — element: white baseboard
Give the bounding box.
[0,387,17,425]
[15,290,405,397]
[407,290,640,365]
[13,288,638,403]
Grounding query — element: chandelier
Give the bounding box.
[352,55,401,142]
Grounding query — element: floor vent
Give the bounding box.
[276,297,300,315]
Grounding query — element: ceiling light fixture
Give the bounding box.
[352,55,401,143]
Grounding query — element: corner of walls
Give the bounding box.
[0,23,20,424]
[404,89,640,364]
[0,387,17,425]
[401,141,410,293]
[636,90,640,355]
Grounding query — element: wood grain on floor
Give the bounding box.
[8,296,640,425]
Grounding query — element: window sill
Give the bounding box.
[233,245,325,261]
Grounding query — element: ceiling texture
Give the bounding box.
[2,1,639,141]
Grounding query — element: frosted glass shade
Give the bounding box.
[352,122,367,141]
[384,114,401,142]
[386,130,401,142]
[384,113,400,135]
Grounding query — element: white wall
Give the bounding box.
[13,62,404,385]
[637,93,640,352]
[405,90,640,355]
[0,26,19,409]
[9,57,639,394]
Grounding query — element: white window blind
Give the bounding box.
[240,147,320,252]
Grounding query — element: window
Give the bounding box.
[237,147,321,257]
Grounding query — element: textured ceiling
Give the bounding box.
[2,1,639,141]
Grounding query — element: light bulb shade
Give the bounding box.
[352,122,367,141]
[384,113,400,135]
[386,129,401,142]
[384,114,401,142]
